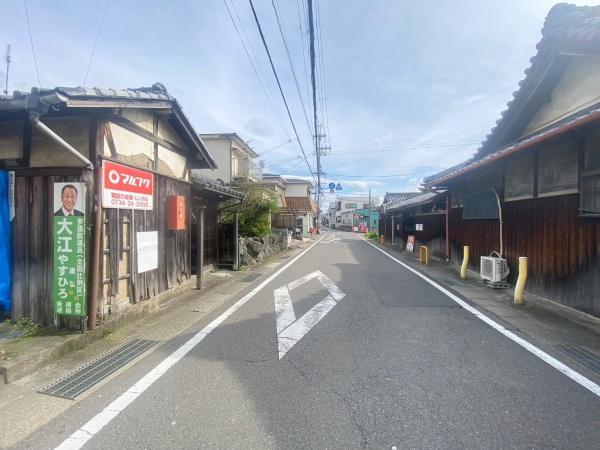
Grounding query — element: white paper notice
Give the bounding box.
[137,231,158,273]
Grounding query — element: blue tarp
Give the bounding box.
[0,171,11,314]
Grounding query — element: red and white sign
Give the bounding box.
[102,160,153,210]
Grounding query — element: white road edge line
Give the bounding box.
[55,233,328,450]
[361,237,600,398]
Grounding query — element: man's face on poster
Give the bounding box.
[61,187,77,213]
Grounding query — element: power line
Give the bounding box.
[230,0,292,138]
[330,141,480,154]
[83,0,111,87]
[296,0,312,129]
[326,169,440,178]
[258,138,295,156]
[272,0,313,137]
[23,0,41,88]
[223,0,291,140]
[247,0,317,187]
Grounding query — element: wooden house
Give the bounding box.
[423,4,600,316]
[379,192,420,242]
[0,83,242,327]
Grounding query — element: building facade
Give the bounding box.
[0,84,234,327]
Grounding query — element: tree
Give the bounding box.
[237,189,277,238]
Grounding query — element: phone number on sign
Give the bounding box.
[109,193,150,209]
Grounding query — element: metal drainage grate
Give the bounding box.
[442,278,457,287]
[241,273,263,283]
[39,339,157,400]
[557,345,600,375]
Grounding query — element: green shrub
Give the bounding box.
[238,190,278,238]
[366,231,379,240]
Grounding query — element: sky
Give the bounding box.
[1,0,599,208]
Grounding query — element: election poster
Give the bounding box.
[53,182,86,317]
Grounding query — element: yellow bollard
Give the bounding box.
[460,246,469,279]
[380,235,385,244]
[514,257,528,305]
[419,246,428,265]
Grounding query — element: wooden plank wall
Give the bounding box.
[12,171,92,325]
[448,194,600,316]
[123,174,191,304]
[411,214,445,258]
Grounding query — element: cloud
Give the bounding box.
[245,117,274,138]
[1,0,590,199]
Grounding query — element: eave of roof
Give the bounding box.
[191,174,244,200]
[424,103,600,188]
[384,191,442,214]
[0,84,217,170]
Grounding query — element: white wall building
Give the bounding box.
[333,196,379,228]
[197,133,261,184]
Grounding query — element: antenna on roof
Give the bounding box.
[3,44,11,95]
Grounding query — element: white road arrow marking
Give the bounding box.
[274,270,346,359]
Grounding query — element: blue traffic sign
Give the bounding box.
[328,182,335,190]
[335,183,342,191]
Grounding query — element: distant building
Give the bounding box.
[197,133,261,185]
[333,196,379,231]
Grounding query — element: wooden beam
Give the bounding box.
[108,115,190,157]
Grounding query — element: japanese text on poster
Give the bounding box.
[53,182,86,317]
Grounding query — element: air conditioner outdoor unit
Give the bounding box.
[480,256,508,283]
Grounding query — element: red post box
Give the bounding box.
[167,196,186,230]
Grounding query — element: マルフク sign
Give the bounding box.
[102,160,154,210]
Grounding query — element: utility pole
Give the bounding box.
[3,44,11,95]
[308,0,321,233]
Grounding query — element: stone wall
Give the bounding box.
[239,233,289,267]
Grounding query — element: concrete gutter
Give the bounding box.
[0,279,196,385]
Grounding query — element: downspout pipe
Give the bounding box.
[29,113,94,169]
[493,189,504,257]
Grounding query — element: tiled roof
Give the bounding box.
[475,3,600,159]
[3,83,173,103]
[0,83,216,170]
[282,197,317,214]
[191,173,245,200]
[542,3,600,43]
[382,192,420,205]
[384,192,442,213]
[56,84,173,101]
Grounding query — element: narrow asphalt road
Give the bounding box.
[15,232,600,449]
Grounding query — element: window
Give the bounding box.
[505,153,534,201]
[345,202,357,209]
[463,189,500,220]
[537,140,578,196]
